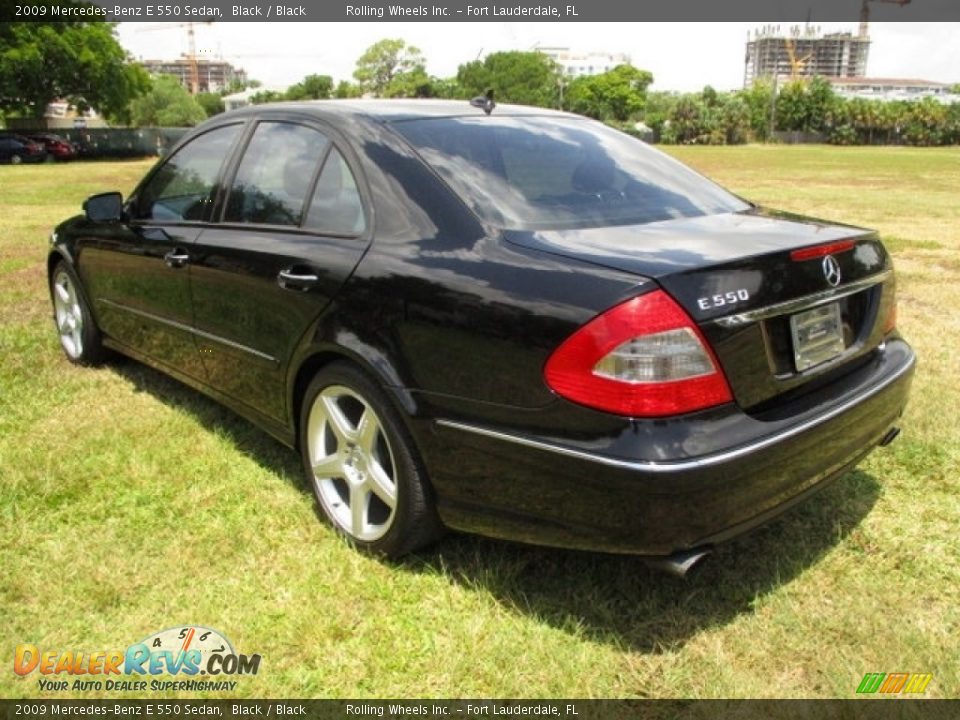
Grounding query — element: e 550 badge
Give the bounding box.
[697,288,750,311]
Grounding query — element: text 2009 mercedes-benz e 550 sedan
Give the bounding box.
[48,100,915,573]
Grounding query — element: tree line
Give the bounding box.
[242,38,655,129]
[2,20,958,146]
[648,77,960,147]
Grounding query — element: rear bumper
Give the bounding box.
[427,339,915,556]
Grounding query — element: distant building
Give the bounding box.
[40,101,106,129]
[537,47,632,78]
[140,58,248,94]
[5,101,106,130]
[829,77,958,103]
[744,25,870,86]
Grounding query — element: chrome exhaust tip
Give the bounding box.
[880,426,901,447]
[645,547,712,578]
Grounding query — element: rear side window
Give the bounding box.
[392,116,749,230]
[304,148,366,236]
[135,124,241,222]
[225,122,329,226]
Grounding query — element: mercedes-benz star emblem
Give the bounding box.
[822,254,842,287]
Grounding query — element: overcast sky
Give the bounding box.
[115,22,960,93]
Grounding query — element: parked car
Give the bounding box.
[28,133,78,161]
[47,100,914,574]
[0,134,46,164]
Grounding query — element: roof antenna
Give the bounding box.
[470,88,495,115]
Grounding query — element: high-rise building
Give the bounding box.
[140,58,248,94]
[744,25,870,87]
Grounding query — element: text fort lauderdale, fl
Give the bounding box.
[344,4,579,17]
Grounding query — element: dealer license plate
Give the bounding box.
[790,302,845,372]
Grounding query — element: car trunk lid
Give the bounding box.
[505,208,896,410]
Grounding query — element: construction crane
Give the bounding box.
[860,0,912,38]
[133,22,214,94]
[784,36,813,80]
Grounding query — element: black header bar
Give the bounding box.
[8,0,960,22]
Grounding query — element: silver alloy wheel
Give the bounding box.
[52,270,84,359]
[307,385,399,542]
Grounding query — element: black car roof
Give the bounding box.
[224,98,577,124]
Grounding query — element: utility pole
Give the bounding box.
[768,72,778,141]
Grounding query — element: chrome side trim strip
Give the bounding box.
[98,298,276,363]
[435,350,915,474]
[714,269,892,327]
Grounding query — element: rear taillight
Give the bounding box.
[544,290,733,418]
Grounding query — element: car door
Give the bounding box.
[189,119,371,423]
[78,123,244,380]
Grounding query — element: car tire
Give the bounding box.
[299,362,443,558]
[50,261,108,366]
[10,154,22,165]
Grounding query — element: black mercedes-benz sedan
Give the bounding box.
[47,100,915,572]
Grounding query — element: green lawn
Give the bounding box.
[1,147,958,699]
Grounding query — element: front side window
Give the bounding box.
[134,124,241,222]
[392,116,750,230]
[225,122,329,226]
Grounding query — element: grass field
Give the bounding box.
[1,146,958,699]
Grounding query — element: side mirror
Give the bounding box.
[83,192,124,222]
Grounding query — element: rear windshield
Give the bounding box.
[392,116,749,230]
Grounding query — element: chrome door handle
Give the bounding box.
[278,268,319,290]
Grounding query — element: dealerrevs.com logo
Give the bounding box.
[14,626,262,693]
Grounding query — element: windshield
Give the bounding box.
[392,115,749,230]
